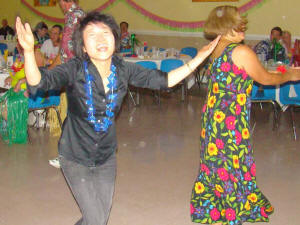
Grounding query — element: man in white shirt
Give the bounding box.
[40,25,62,65]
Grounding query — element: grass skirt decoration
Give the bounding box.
[0,89,28,145]
[48,92,66,136]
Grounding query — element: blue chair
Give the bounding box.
[251,81,278,131]
[160,58,184,72]
[135,61,158,104]
[136,61,157,70]
[28,90,62,130]
[160,59,186,102]
[180,47,197,58]
[0,43,8,55]
[279,81,300,140]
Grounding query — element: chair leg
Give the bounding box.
[54,107,63,128]
[271,101,278,130]
[290,106,297,140]
[181,82,185,102]
[44,108,49,130]
[127,90,137,107]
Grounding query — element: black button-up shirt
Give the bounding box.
[28,55,168,167]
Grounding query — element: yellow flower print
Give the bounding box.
[247,193,258,203]
[201,128,205,138]
[233,155,240,169]
[246,84,252,95]
[242,128,250,139]
[195,182,205,194]
[208,143,218,156]
[245,200,251,210]
[214,111,225,123]
[213,83,219,94]
[215,184,224,193]
[221,209,226,217]
[265,206,274,212]
[237,93,246,106]
[208,96,216,108]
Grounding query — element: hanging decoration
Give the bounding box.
[22,0,266,31]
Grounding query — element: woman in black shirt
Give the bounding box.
[16,12,220,225]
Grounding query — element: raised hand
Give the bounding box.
[196,35,221,59]
[15,17,35,53]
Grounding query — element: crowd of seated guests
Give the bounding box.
[0,20,63,144]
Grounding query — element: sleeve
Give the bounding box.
[27,58,78,95]
[125,61,168,90]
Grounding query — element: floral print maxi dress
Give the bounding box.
[190,44,274,225]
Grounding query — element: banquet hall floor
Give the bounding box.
[0,87,299,225]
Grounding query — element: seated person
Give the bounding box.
[0,19,15,39]
[120,21,131,51]
[33,21,49,48]
[35,24,62,66]
[254,26,287,62]
[282,30,293,60]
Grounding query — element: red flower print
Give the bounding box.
[235,130,242,145]
[235,104,241,115]
[260,207,268,218]
[250,163,256,176]
[202,104,207,113]
[225,208,236,221]
[210,208,221,221]
[232,64,242,75]
[225,116,236,130]
[215,190,221,198]
[221,62,231,72]
[216,139,224,149]
[201,164,210,175]
[217,168,229,181]
[242,71,248,80]
[190,204,195,214]
[244,172,252,181]
[230,174,238,183]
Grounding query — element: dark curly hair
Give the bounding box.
[72,11,120,60]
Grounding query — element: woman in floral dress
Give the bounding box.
[190,6,300,225]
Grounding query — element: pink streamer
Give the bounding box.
[125,0,264,29]
[21,0,264,29]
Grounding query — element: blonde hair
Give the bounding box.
[204,5,248,38]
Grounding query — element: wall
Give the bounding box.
[0,0,299,49]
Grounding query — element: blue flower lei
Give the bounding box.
[84,61,118,132]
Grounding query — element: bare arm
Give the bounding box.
[167,36,220,87]
[232,45,300,85]
[15,17,41,86]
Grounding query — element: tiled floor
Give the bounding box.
[0,88,299,225]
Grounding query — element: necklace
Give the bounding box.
[84,61,118,132]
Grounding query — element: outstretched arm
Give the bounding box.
[167,36,220,87]
[15,17,41,86]
[233,44,300,85]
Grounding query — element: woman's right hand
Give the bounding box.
[15,17,35,53]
